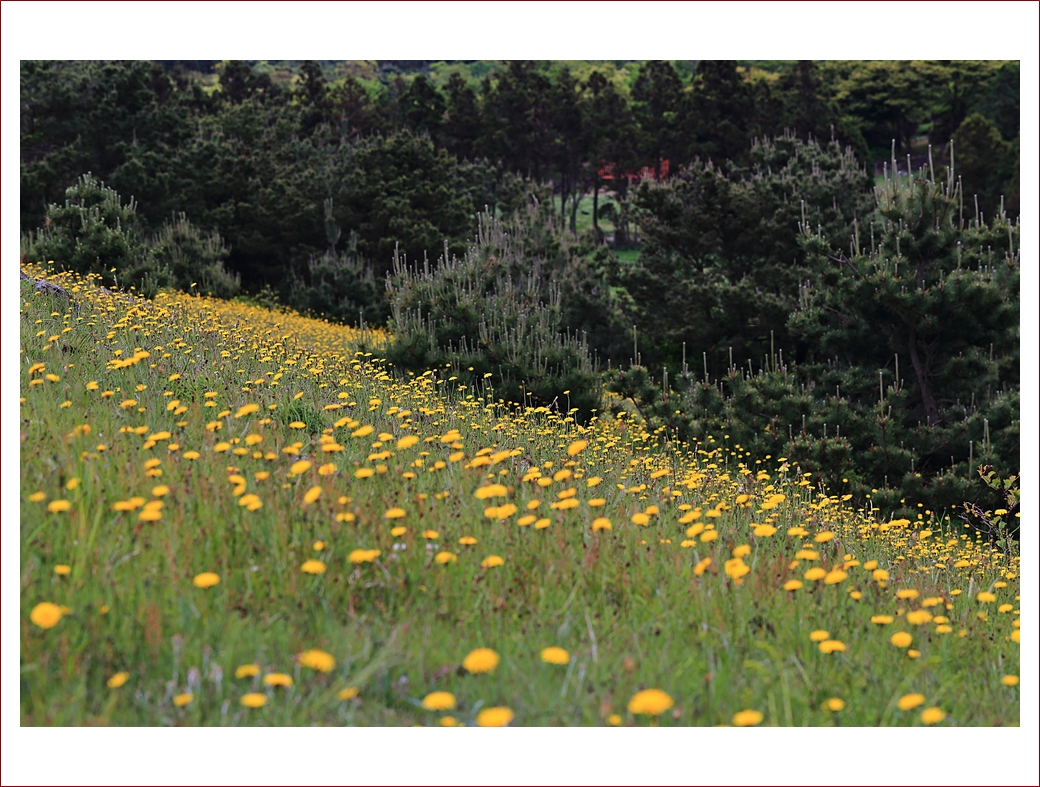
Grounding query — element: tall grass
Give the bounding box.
[19,263,1019,727]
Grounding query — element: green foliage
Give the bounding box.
[608,152,1019,522]
[151,212,240,298]
[385,211,602,422]
[289,240,389,326]
[614,133,874,373]
[952,113,1012,220]
[31,174,171,297]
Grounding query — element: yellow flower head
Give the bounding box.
[301,559,327,574]
[476,706,514,727]
[890,631,913,648]
[30,602,64,629]
[421,691,457,711]
[235,664,261,679]
[627,688,674,716]
[174,692,194,707]
[263,672,293,687]
[481,555,505,569]
[192,572,220,589]
[897,693,925,711]
[299,649,336,673]
[462,647,500,674]
[240,692,267,708]
[920,707,946,724]
[732,709,764,727]
[107,672,130,688]
[540,646,570,665]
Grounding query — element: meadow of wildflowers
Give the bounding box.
[19,263,1020,727]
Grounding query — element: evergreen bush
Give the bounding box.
[32,174,171,297]
[385,210,602,422]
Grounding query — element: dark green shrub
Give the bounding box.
[31,173,172,297]
[385,210,602,422]
[608,152,1019,523]
[151,212,240,298]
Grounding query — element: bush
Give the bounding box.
[151,212,240,298]
[288,242,389,325]
[385,210,602,422]
[31,173,171,297]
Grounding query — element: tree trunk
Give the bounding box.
[592,177,600,244]
[907,324,939,424]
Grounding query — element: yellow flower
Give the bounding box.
[872,569,890,581]
[920,707,946,724]
[732,709,764,727]
[481,555,505,568]
[54,564,71,576]
[809,630,830,642]
[871,615,894,625]
[783,580,803,591]
[290,460,312,475]
[301,559,327,574]
[823,570,848,585]
[303,485,323,504]
[814,531,835,543]
[385,507,406,519]
[890,632,913,648]
[459,536,477,545]
[824,697,845,712]
[30,602,63,629]
[476,706,514,727]
[423,529,439,539]
[299,649,336,673]
[235,664,261,679]
[421,691,457,711]
[390,526,407,537]
[338,686,360,700]
[240,692,267,708]
[462,647,500,674]
[540,646,570,665]
[475,484,508,500]
[753,524,777,537]
[435,551,458,565]
[896,589,919,600]
[591,517,612,532]
[567,439,588,456]
[819,639,846,654]
[732,544,751,558]
[803,567,827,581]
[397,435,419,450]
[348,549,380,564]
[1001,675,1019,687]
[107,672,130,688]
[263,673,293,687]
[897,693,925,710]
[234,403,260,419]
[47,499,71,513]
[627,688,674,716]
[193,572,220,589]
[976,591,997,603]
[174,693,194,707]
[607,713,622,726]
[906,610,933,625]
[632,513,650,526]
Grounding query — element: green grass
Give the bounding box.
[18,264,1020,727]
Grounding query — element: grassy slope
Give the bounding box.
[19,265,1019,726]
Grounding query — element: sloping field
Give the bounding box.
[19,264,1019,727]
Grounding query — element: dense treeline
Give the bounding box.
[20,59,1019,521]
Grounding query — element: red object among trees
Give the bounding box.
[598,159,670,182]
